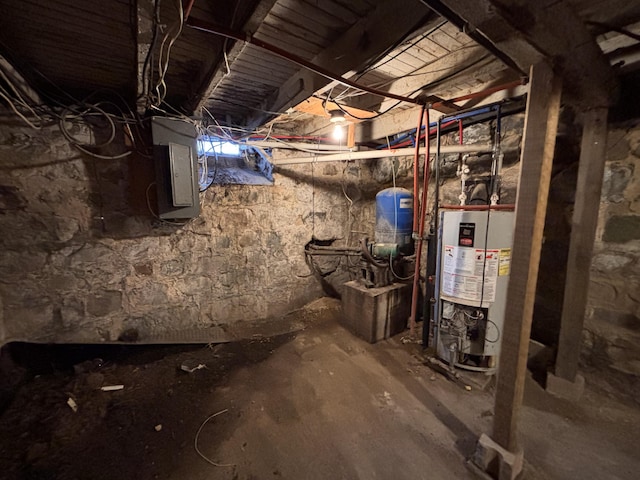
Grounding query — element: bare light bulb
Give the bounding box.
[333,124,345,140]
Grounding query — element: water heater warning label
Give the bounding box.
[499,248,512,276]
[442,245,499,303]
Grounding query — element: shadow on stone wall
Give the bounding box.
[531,108,582,347]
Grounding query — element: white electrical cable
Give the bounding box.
[389,253,414,281]
[0,70,43,123]
[152,0,184,105]
[0,88,41,129]
[58,101,142,160]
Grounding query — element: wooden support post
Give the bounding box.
[492,61,562,455]
[346,123,356,149]
[554,108,609,382]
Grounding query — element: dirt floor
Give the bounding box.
[0,298,638,480]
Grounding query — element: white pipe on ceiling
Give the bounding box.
[272,144,493,165]
[244,141,351,151]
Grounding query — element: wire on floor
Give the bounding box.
[194,409,235,468]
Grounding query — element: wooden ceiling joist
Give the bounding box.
[244,0,435,129]
[187,0,280,114]
[423,0,616,106]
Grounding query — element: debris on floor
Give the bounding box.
[194,409,234,468]
[66,396,78,412]
[100,384,124,392]
[0,303,638,480]
[180,362,207,373]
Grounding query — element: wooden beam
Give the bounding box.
[355,106,423,143]
[292,97,378,123]
[432,0,614,106]
[369,57,515,114]
[292,104,423,144]
[347,123,356,149]
[346,81,527,144]
[492,61,561,452]
[136,0,155,113]
[245,0,434,129]
[188,0,279,114]
[346,46,509,113]
[555,107,609,381]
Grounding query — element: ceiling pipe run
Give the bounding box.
[186,17,422,106]
[244,141,352,151]
[430,79,526,110]
[272,144,492,165]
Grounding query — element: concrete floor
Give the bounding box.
[169,299,640,480]
[2,298,638,479]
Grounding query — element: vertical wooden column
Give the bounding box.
[492,62,562,451]
[347,123,356,149]
[554,107,609,381]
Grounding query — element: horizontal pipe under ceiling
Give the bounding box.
[244,141,351,151]
[273,143,492,165]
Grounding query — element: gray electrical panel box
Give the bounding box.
[151,117,200,219]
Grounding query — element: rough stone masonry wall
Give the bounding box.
[0,119,388,345]
[436,115,524,207]
[584,121,640,383]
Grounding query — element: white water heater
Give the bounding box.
[434,209,515,372]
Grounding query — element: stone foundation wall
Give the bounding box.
[584,121,640,382]
[15,108,635,374]
[0,120,396,344]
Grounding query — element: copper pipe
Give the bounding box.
[183,0,196,20]
[409,108,430,337]
[430,80,526,110]
[439,204,515,211]
[412,104,426,234]
[187,18,421,106]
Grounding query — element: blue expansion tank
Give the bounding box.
[375,187,414,254]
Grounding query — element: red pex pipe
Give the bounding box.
[408,108,430,337]
[184,0,196,19]
[412,104,426,235]
[436,80,525,106]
